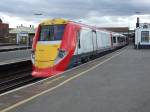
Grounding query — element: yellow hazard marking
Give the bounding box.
[45,75,65,85]
[35,43,60,68]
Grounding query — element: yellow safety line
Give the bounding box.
[45,75,65,85]
[1,49,126,112]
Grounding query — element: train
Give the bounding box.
[31,18,128,77]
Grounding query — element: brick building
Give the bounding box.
[0,19,9,42]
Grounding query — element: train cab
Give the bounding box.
[32,19,68,77]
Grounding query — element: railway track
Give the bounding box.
[0,46,126,94]
[0,61,42,94]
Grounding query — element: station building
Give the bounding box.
[9,25,35,46]
[135,18,150,49]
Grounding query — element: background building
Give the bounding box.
[0,19,9,43]
[135,23,150,48]
[9,25,35,46]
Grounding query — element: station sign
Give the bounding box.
[19,31,28,37]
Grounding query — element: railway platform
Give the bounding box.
[0,49,31,65]
[1,45,150,112]
[0,45,31,52]
[0,43,16,46]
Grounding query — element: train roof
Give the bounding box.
[40,18,69,25]
[40,18,100,31]
[39,18,126,37]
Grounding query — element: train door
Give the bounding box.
[76,31,81,55]
[77,28,93,54]
[112,36,117,47]
[92,30,98,52]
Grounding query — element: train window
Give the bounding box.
[39,25,66,41]
[141,31,149,42]
[118,37,123,43]
[113,36,116,43]
[54,25,66,40]
[40,26,52,41]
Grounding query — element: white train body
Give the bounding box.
[74,27,127,58]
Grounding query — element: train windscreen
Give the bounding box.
[39,25,66,41]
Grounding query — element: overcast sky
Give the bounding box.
[1,0,150,29]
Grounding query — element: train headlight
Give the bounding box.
[31,49,35,64]
[54,49,67,64]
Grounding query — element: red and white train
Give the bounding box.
[31,18,128,77]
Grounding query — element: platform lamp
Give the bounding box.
[135,11,141,28]
[135,11,141,49]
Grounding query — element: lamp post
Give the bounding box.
[135,11,141,28]
[135,11,141,49]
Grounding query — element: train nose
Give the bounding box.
[32,69,52,77]
[34,43,60,68]
[32,67,62,77]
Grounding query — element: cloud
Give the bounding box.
[0,0,150,28]
[0,12,37,28]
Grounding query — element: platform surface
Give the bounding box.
[0,49,31,65]
[0,45,31,50]
[1,45,150,112]
[0,43,16,46]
